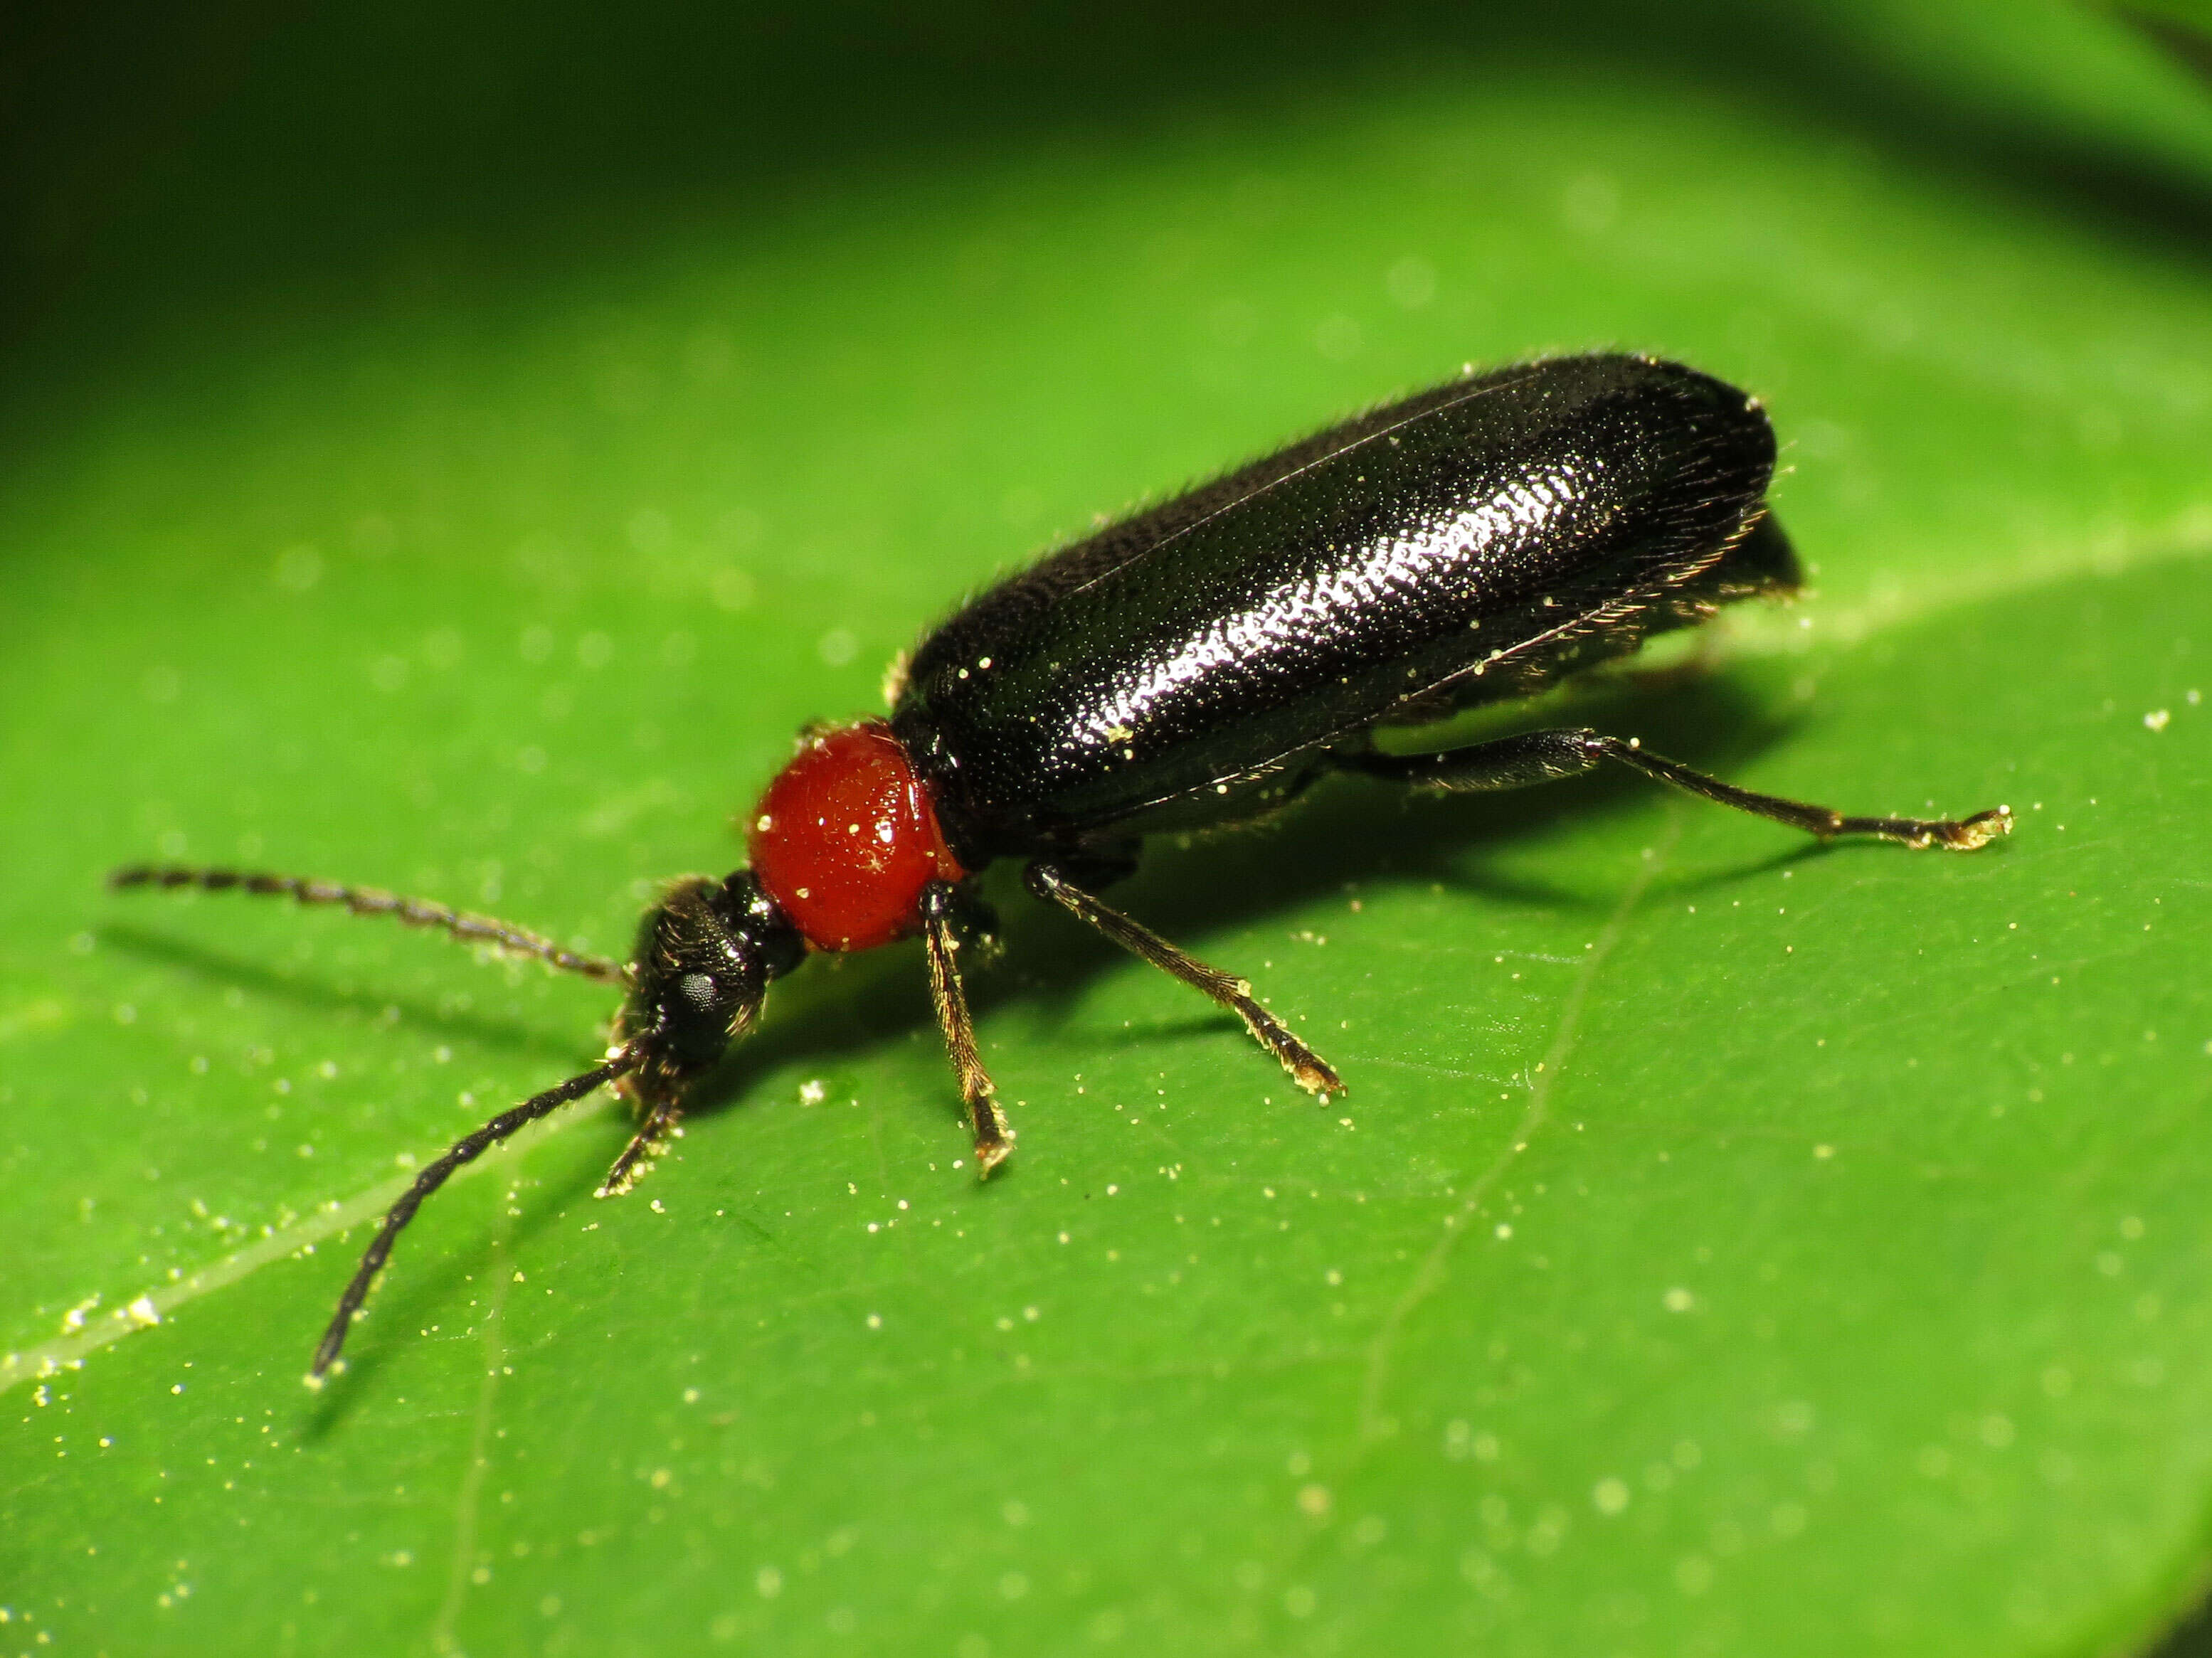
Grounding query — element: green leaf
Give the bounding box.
[6,3,2212,1654]
[2118,1,2212,63]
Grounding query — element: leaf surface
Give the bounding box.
[4,4,2212,1653]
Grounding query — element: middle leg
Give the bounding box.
[1025,861,1343,1098]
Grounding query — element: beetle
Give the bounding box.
[112,353,2009,1377]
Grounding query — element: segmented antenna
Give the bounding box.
[109,865,629,984]
[311,1045,642,1379]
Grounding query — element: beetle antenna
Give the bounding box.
[309,1043,643,1381]
[109,864,628,985]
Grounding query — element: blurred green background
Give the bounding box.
[5,1,2212,1654]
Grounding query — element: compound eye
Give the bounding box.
[677,970,721,1011]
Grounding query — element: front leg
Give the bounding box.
[921,881,1015,1175]
[1024,861,1343,1099]
[596,1085,684,1199]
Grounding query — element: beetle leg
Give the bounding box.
[596,1095,684,1199]
[1348,729,1603,793]
[1352,728,2011,850]
[921,881,1014,1175]
[1024,861,1344,1099]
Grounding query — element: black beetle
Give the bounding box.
[112,353,2009,1376]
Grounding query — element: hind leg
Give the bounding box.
[1348,728,2011,850]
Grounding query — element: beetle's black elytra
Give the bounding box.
[110,354,2010,1379]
